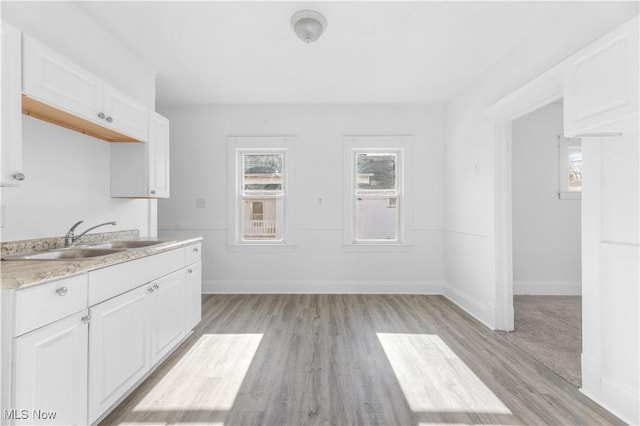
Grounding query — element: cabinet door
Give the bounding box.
[13,311,89,425]
[110,111,170,198]
[102,84,148,142]
[148,112,170,198]
[89,285,150,424]
[1,22,24,186]
[185,262,202,332]
[150,270,185,365]
[564,16,639,137]
[22,35,103,123]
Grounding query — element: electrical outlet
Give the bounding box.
[195,198,206,208]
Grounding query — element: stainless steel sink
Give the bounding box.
[2,248,126,261]
[86,240,171,249]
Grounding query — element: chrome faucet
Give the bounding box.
[64,220,117,247]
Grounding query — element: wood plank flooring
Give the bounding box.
[101,295,622,425]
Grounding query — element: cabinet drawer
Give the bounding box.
[89,248,185,306]
[15,274,88,337]
[185,243,201,266]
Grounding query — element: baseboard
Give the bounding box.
[581,354,639,425]
[513,281,581,295]
[202,280,444,294]
[443,283,495,329]
[581,354,601,397]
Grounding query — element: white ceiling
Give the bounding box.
[76,1,636,106]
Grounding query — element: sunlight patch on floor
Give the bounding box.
[132,333,263,413]
[377,333,512,415]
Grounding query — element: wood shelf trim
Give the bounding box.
[22,95,143,143]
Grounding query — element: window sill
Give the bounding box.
[558,191,581,200]
[226,243,297,253]
[343,243,414,253]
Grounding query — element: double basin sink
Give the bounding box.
[2,240,171,261]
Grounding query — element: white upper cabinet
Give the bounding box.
[21,34,148,142]
[110,111,170,198]
[147,112,170,198]
[22,34,102,121]
[564,16,639,137]
[1,22,24,186]
[102,83,149,142]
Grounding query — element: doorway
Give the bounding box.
[500,101,582,387]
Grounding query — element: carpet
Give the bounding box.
[496,295,581,388]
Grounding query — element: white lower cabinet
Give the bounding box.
[88,285,150,424]
[185,262,202,332]
[150,270,186,364]
[6,244,202,426]
[88,255,197,424]
[13,311,89,425]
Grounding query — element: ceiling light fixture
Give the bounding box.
[291,10,327,44]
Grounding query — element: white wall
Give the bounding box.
[0,117,151,241]
[443,4,638,328]
[158,104,445,293]
[581,130,639,424]
[444,6,639,424]
[512,103,581,295]
[0,3,156,241]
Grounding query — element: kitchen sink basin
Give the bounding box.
[86,240,171,249]
[2,248,126,261]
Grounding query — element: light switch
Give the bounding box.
[195,198,206,208]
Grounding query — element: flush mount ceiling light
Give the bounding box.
[291,10,327,44]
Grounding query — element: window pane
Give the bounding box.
[356,153,396,191]
[356,197,398,241]
[568,148,582,191]
[243,154,283,192]
[242,198,281,240]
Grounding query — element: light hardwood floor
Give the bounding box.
[102,295,622,425]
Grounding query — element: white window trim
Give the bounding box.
[227,136,296,251]
[343,135,414,252]
[558,135,582,200]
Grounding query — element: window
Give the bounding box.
[343,136,413,250]
[558,136,582,200]
[241,153,283,240]
[227,137,295,249]
[567,146,582,191]
[355,153,399,241]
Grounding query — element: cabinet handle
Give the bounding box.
[13,172,25,181]
[153,283,159,290]
[148,287,154,293]
[81,315,91,324]
[56,287,68,296]
[193,247,199,253]
[187,268,193,274]
[106,116,113,123]
[150,190,156,195]
[98,112,106,119]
